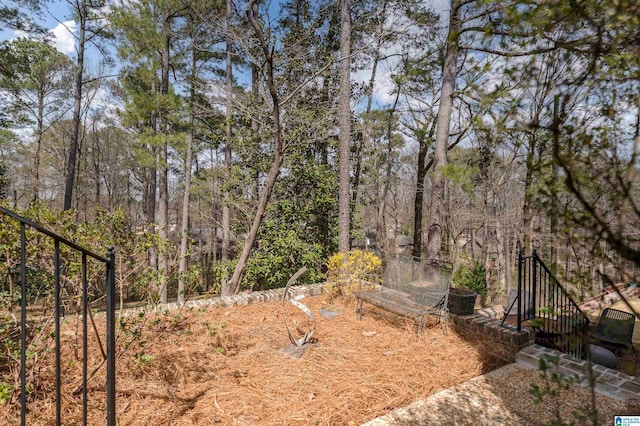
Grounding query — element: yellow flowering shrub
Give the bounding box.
[324,250,382,302]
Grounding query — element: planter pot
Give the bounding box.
[447,288,477,315]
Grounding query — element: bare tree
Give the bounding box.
[224,1,287,295]
[63,0,110,211]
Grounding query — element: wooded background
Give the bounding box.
[1,0,639,305]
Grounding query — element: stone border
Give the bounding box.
[516,344,640,401]
[116,283,325,317]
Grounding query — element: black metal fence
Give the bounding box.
[515,250,590,359]
[0,207,116,425]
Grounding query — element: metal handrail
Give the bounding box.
[512,250,590,359]
[534,251,586,315]
[0,207,116,425]
[0,207,107,262]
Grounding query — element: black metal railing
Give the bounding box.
[510,250,590,359]
[0,207,116,425]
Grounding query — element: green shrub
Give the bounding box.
[237,197,327,290]
[210,260,235,294]
[453,261,487,295]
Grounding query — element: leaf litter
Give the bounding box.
[1,293,519,425]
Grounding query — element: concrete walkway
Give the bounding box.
[516,344,640,401]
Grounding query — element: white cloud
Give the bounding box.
[7,20,77,56]
[354,68,399,107]
[49,20,77,55]
[12,29,29,39]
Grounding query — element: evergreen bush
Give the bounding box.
[453,261,487,295]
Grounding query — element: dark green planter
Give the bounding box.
[447,288,477,315]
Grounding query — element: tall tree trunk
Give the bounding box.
[157,18,171,304]
[377,92,400,257]
[222,0,233,262]
[549,94,560,273]
[211,167,218,267]
[412,122,436,260]
[481,199,489,270]
[495,223,507,299]
[92,125,101,209]
[318,7,339,259]
[318,73,331,256]
[177,136,192,304]
[412,134,428,260]
[80,134,88,219]
[470,227,476,261]
[144,142,158,301]
[250,0,261,202]
[509,229,518,289]
[351,0,385,215]
[375,128,389,254]
[426,0,460,260]
[338,0,351,255]
[32,89,44,204]
[157,146,168,303]
[251,63,260,200]
[63,0,86,211]
[178,42,196,305]
[522,133,536,254]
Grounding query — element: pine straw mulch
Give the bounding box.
[1,293,519,425]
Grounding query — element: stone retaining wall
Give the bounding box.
[451,311,639,402]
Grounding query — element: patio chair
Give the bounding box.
[591,308,636,353]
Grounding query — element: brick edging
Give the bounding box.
[450,312,534,348]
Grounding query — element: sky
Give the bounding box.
[2,0,452,69]
[1,1,76,53]
[1,0,453,116]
